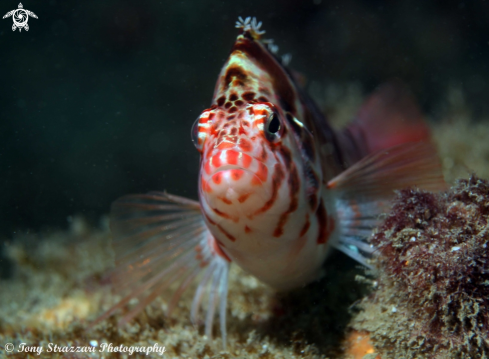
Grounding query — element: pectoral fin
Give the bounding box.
[90,192,230,346]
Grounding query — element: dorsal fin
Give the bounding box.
[341,81,432,162]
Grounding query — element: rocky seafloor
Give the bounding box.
[1,85,488,359]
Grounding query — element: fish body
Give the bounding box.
[93,17,445,345]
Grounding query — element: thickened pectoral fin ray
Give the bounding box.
[89,192,230,345]
[329,141,446,266]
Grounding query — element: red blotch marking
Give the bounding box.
[254,108,268,116]
[273,161,300,238]
[238,193,251,203]
[216,96,226,106]
[316,200,335,244]
[218,196,232,205]
[204,213,216,225]
[242,91,255,101]
[217,224,236,242]
[230,169,244,181]
[204,160,212,175]
[251,163,284,216]
[273,228,283,237]
[242,152,252,168]
[226,150,239,165]
[253,119,265,129]
[252,162,268,185]
[299,215,310,237]
[201,179,212,193]
[213,207,238,222]
[212,172,222,184]
[239,138,253,152]
[316,201,327,243]
[244,225,252,233]
[212,238,231,262]
[211,154,221,168]
[260,145,268,161]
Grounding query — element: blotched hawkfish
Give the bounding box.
[92,17,445,346]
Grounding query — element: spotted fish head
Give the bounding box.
[191,21,324,286]
[194,100,290,221]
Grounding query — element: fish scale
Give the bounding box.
[92,16,446,348]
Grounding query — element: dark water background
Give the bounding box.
[1,0,488,269]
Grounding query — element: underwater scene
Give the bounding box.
[1,1,489,358]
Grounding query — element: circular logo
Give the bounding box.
[12,9,28,28]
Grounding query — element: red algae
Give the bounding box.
[353,176,489,358]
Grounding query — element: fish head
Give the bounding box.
[193,101,293,222]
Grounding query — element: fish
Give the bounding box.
[91,17,445,346]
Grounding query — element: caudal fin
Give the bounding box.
[341,81,432,161]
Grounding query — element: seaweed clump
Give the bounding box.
[353,176,489,358]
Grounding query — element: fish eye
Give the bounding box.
[267,114,280,134]
[265,112,281,141]
[191,116,204,151]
